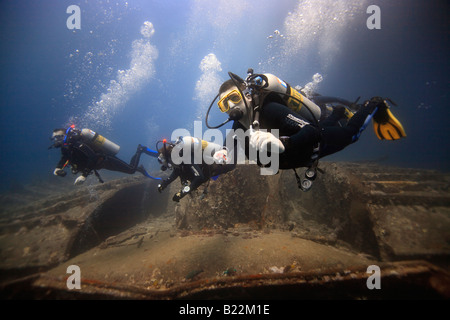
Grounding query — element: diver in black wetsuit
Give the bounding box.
[220,80,380,168]
[207,70,405,190]
[156,137,234,202]
[50,127,156,185]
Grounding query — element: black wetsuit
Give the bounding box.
[160,156,235,201]
[228,93,376,170]
[56,138,146,179]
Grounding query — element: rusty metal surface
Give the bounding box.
[2,260,448,299]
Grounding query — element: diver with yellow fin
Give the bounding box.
[205,69,406,191]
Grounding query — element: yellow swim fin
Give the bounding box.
[373,101,406,140]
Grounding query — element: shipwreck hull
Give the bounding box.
[0,162,449,299]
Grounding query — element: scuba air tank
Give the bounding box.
[262,74,321,123]
[177,136,223,163]
[80,129,120,156]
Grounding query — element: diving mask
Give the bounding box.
[218,89,243,113]
[52,134,65,142]
[52,129,65,140]
[50,129,66,148]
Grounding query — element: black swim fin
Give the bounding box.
[372,99,406,140]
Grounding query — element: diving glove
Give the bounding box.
[53,168,67,177]
[213,148,230,165]
[74,175,86,185]
[249,129,285,154]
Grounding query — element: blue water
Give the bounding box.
[0,0,449,192]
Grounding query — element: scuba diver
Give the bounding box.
[49,125,160,185]
[155,136,235,202]
[205,69,406,191]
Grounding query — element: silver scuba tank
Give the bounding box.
[176,136,223,164]
[80,129,120,156]
[263,73,321,123]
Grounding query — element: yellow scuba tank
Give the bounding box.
[80,129,120,156]
[263,73,321,123]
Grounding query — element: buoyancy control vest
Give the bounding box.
[247,73,322,192]
[258,74,322,124]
